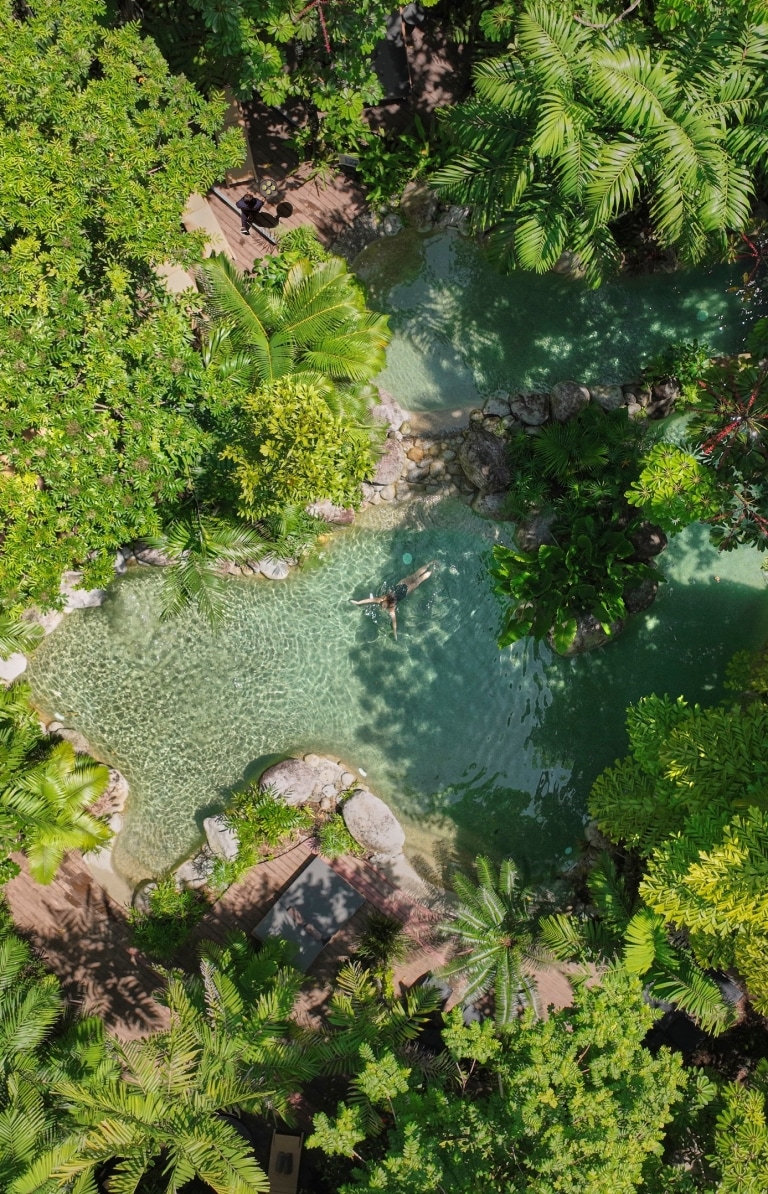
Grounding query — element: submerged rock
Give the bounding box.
[624,576,660,615]
[399,180,439,230]
[549,381,590,422]
[458,425,512,493]
[343,788,406,856]
[472,492,513,521]
[260,758,318,805]
[551,611,624,657]
[203,815,239,861]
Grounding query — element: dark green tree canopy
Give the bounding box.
[436,0,768,284]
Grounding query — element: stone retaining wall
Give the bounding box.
[361,374,679,514]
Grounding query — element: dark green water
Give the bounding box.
[355,230,748,409]
[29,500,768,885]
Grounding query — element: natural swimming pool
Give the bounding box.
[29,498,768,885]
[354,229,748,409]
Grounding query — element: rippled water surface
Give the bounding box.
[355,230,748,409]
[29,500,768,884]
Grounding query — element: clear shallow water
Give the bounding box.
[355,230,748,409]
[29,500,768,885]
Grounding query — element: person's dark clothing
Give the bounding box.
[235,194,264,234]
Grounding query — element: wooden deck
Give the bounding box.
[5,853,168,1040]
[208,101,369,273]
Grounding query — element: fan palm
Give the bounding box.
[436,1,768,284]
[198,253,389,419]
[539,852,733,1034]
[2,742,111,885]
[438,856,551,1024]
[145,514,267,627]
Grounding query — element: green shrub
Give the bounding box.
[318,814,363,861]
[491,517,658,653]
[224,785,314,856]
[642,338,712,404]
[128,877,206,960]
[222,377,375,519]
[355,912,410,971]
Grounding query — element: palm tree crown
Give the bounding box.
[198,253,389,414]
[436,1,768,283]
[438,856,550,1024]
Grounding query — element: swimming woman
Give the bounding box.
[350,562,434,640]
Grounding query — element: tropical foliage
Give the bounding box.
[0,683,111,885]
[491,405,660,651]
[222,376,375,519]
[145,515,266,627]
[628,323,768,553]
[437,855,551,1023]
[436,0,768,284]
[315,967,692,1193]
[141,0,439,155]
[127,875,206,960]
[590,648,768,1012]
[540,852,733,1034]
[199,253,390,420]
[0,0,241,608]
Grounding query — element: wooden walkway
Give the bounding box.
[5,853,168,1041]
[208,102,369,273]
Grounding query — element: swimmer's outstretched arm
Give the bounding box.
[388,604,398,640]
[350,596,387,606]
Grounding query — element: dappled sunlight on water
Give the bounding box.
[355,230,748,410]
[29,503,768,885]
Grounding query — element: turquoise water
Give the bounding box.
[355,230,748,409]
[29,500,768,885]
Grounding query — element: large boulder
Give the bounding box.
[59,571,107,611]
[306,498,355,526]
[259,557,290,581]
[589,384,624,412]
[372,435,406,486]
[647,378,680,419]
[176,848,216,889]
[203,814,239,861]
[133,545,173,567]
[371,390,407,433]
[0,652,27,683]
[260,758,318,806]
[483,391,511,419]
[509,391,550,426]
[458,425,513,493]
[549,381,590,422]
[629,521,668,561]
[399,179,439,230]
[515,508,556,552]
[343,788,405,856]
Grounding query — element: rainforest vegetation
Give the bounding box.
[1,0,768,1190]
